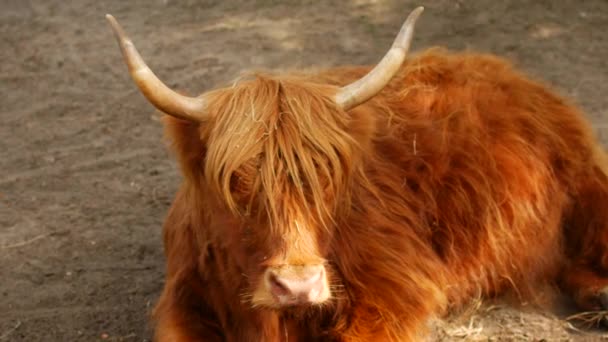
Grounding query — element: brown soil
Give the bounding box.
[2,0,608,341]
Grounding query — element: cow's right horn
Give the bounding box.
[335,7,424,111]
[106,14,208,122]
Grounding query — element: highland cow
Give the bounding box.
[107,7,608,341]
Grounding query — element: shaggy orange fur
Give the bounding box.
[152,48,608,341]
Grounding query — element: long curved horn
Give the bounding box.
[106,14,208,122]
[335,7,424,111]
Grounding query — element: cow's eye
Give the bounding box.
[229,173,245,193]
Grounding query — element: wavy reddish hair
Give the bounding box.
[146,48,608,341]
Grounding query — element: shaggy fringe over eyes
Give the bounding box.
[203,74,357,227]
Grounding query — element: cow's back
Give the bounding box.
[314,48,599,304]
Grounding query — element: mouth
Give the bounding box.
[247,295,332,311]
[271,292,324,307]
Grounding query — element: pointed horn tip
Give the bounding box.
[408,6,425,21]
[105,13,117,27]
[105,13,131,46]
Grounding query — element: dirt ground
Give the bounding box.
[2,0,608,341]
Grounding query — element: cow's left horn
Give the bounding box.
[335,7,424,111]
[106,14,208,122]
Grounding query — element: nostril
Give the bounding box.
[268,273,291,297]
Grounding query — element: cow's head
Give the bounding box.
[107,7,423,309]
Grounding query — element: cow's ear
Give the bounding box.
[162,115,206,181]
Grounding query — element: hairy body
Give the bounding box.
[150,49,608,341]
